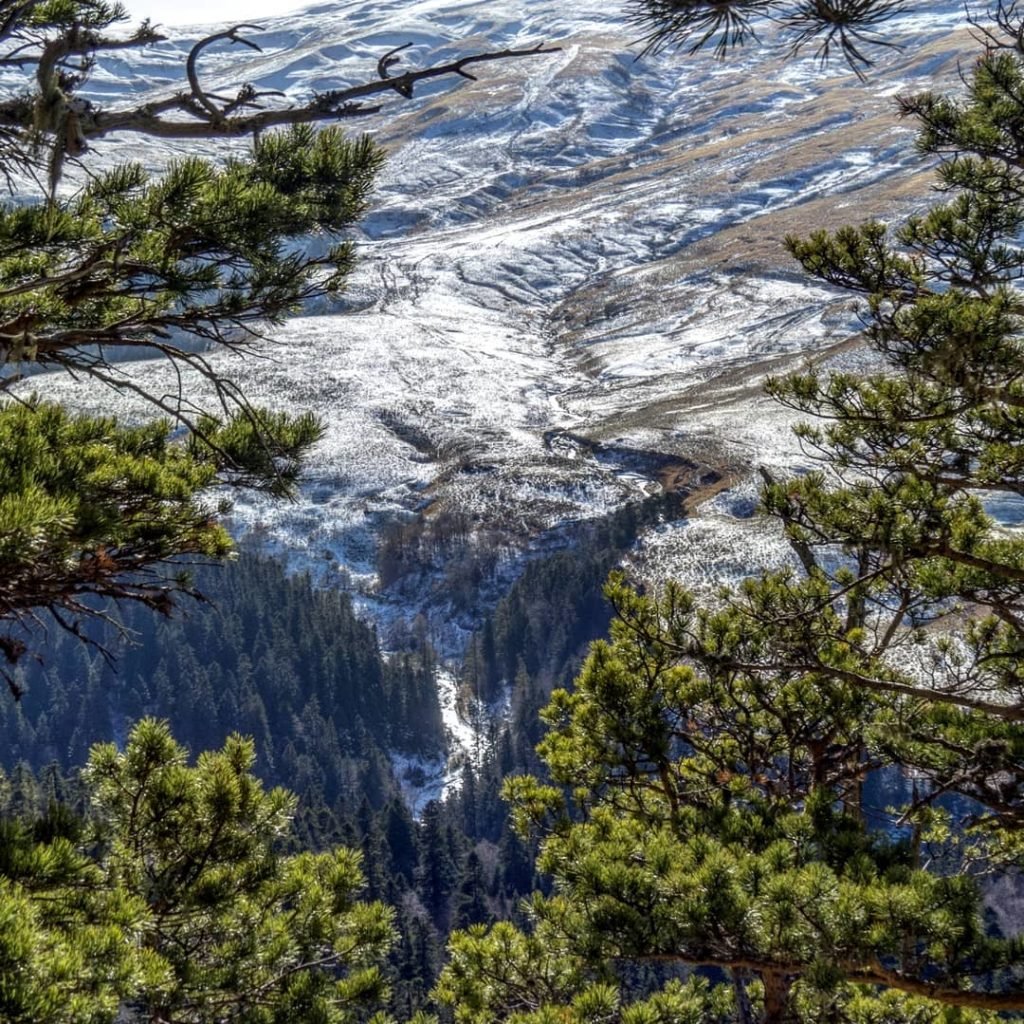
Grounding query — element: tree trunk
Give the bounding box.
[732,968,757,1024]
[761,970,793,1024]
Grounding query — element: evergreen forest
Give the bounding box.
[7,0,1024,1023]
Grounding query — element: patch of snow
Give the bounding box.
[6,0,986,788]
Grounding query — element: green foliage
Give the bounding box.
[0,399,325,689]
[189,408,325,498]
[436,919,596,1023]
[0,126,382,355]
[0,398,226,564]
[439,11,1024,1024]
[0,720,397,1023]
[0,832,162,1024]
[438,917,733,1024]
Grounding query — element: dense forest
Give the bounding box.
[1,552,443,796]
[10,0,1024,1021]
[0,495,670,1018]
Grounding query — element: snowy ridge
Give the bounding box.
[40,0,971,550]
[19,0,983,784]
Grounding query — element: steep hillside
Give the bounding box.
[19,0,975,626]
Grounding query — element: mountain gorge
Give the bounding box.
[4,0,988,804]
[10,0,1024,1020]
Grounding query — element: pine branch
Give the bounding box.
[82,42,561,143]
[633,954,1024,1011]
[623,0,911,72]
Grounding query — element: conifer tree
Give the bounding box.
[439,5,1024,1023]
[382,797,418,885]
[0,0,556,682]
[452,849,491,931]
[417,800,461,930]
[1,719,400,1023]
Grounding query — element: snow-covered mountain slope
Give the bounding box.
[32,0,973,603]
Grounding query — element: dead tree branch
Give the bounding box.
[87,40,561,141]
[0,18,561,167]
[185,23,263,121]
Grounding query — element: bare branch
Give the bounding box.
[83,42,561,142]
[968,0,1024,54]
[377,41,415,97]
[185,23,264,123]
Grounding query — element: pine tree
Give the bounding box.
[1,719,398,1023]
[382,797,419,886]
[0,0,557,683]
[417,800,461,931]
[451,849,491,931]
[439,7,1024,1023]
